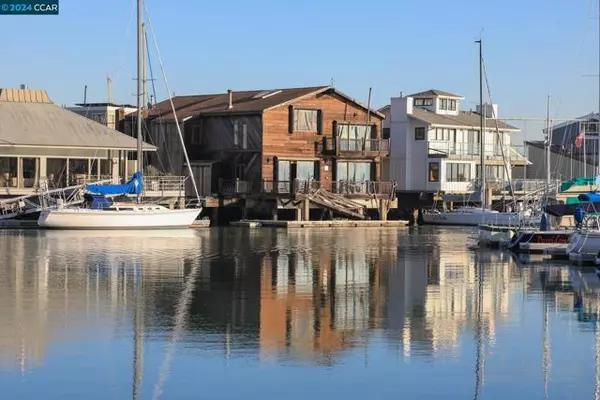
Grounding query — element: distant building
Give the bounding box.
[0,87,154,197]
[66,102,137,131]
[513,141,594,181]
[382,89,529,202]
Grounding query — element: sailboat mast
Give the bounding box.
[545,94,551,190]
[597,0,600,178]
[136,0,143,180]
[477,39,486,210]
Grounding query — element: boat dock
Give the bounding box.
[230,219,409,228]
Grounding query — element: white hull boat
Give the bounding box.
[477,224,516,247]
[38,204,201,230]
[422,207,522,227]
[567,230,600,263]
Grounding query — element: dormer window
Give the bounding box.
[439,99,457,111]
[414,98,433,107]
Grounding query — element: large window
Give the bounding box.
[431,128,456,141]
[446,163,471,182]
[336,161,371,181]
[429,162,440,182]
[293,109,318,132]
[439,99,457,111]
[337,123,372,151]
[476,165,506,181]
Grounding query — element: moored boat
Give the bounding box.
[506,229,572,254]
[422,207,524,226]
[477,224,516,247]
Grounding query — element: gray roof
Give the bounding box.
[0,89,155,150]
[411,107,519,131]
[408,89,464,99]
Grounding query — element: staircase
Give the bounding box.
[297,188,366,220]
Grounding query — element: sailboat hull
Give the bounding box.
[37,207,202,229]
[421,210,522,226]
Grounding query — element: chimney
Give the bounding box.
[227,89,233,109]
[20,84,27,90]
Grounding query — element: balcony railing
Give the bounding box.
[338,138,390,153]
[219,179,253,194]
[429,141,527,161]
[221,179,395,196]
[142,175,186,194]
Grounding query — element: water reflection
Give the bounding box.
[0,227,598,398]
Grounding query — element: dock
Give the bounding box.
[229,219,409,228]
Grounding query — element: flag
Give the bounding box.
[575,131,585,148]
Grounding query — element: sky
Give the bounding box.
[1,0,599,143]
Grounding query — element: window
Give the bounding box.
[583,122,598,134]
[337,123,371,151]
[242,123,248,149]
[414,98,433,107]
[429,162,440,182]
[440,99,448,110]
[433,128,451,141]
[336,161,372,181]
[294,109,318,132]
[446,163,471,182]
[191,125,202,145]
[415,127,425,140]
[383,127,390,139]
[476,165,506,181]
[449,99,457,111]
[234,121,239,146]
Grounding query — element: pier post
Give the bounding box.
[303,198,310,221]
[271,203,278,221]
[378,199,388,221]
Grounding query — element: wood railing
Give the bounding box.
[219,179,396,196]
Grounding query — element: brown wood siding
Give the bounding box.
[261,92,384,183]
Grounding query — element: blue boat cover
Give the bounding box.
[578,192,600,202]
[85,171,143,196]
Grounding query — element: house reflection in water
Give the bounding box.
[257,229,399,363]
[4,227,600,380]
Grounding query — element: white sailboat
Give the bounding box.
[422,39,523,227]
[38,0,202,230]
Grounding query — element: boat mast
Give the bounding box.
[545,94,551,193]
[136,0,143,201]
[476,39,486,211]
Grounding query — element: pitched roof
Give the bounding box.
[408,89,464,99]
[411,107,519,131]
[142,86,385,121]
[0,89,155,150]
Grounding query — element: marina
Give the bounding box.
[5,0,600,398]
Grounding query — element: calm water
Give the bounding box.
[0,227,598,399]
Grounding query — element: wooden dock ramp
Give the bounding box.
[297,188,366,220]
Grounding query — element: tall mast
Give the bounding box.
[545,94,551,191]
[476,39,486,210]
[597,0,600,177]
[136,0,143,180]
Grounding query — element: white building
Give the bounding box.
[66,102,137,131]
[382,89,529,198]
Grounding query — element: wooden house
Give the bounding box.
[136,86,391,203]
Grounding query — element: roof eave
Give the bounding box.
[262,86,386,119]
